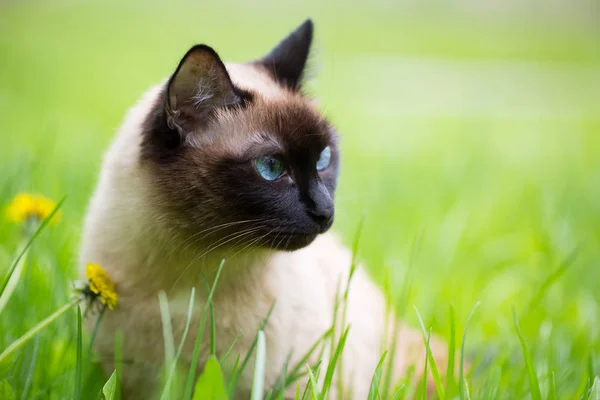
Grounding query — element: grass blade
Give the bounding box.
[581,378,593,400]
[220,329,242,365]
[183,260,225,400]
[512,306,542,400]
[0,197,65,297]
[267,354,292,400]
[229,300,276,395]
[275,357,288,400]
[161,288,196,400]
[102,370,118,400]
[251,330,267,400]
[300,361,322,400]
[414,307,445,399]
[383,230,421,399]
[349,218,364,280]
[322,326,350,398]
[391,385,405,400]
[481,367,500,400]
[20,334,39,400]
[446,304,457,397]
[548,371,557,400]
[459,301,480,400]
[230,354,241,388]
[590,376,600,400]
[201,274,218,357]
[74,306,83,400]
[306,365,321,400]
[210,297,216,357]
[158,291,175,368]
[0,245,28,315]
[585,353,598,400]
[327,262,344,397]
[114,330,123,400]
[381,314,399,400]
[0,380,16,400]
[524,246,580,316]
[84,307,106,380]
[0,297,80,364]
[367,351,388,400]
[328,278,342,385]
[192,356,227,400]
[285,327,333,384]
[336,219,363,396]
[420,330,430,400]
[590,352,598,385]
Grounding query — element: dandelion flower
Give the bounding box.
[85,263,118,310]
[5,193,61,225]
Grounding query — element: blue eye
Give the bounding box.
[316,146,331,171]
[255,155,284,181]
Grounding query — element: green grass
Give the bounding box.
[1,0,600,398]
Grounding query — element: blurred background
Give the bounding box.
[1,0,599,398]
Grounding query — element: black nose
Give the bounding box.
[308,206,334,231]
[306,180,335,231]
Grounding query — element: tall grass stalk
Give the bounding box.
[183,260,225,400]
[0,297,80,364]
[0,198,65,313]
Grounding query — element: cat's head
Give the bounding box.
[140,19,339,252]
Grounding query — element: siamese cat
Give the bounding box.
[80,19,447,399]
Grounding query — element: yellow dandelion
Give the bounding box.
[5,193,61,225]
[85,263,118,310]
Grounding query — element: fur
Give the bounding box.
[79,19,447,399]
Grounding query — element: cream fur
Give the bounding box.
[79,63,444,399]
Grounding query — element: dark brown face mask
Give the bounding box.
[139,19,340,252]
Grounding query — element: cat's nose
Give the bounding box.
[308,206,334,231]
[306,180,334,231]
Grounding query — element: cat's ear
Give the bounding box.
[166,45,242,132]
[257,19,313,91]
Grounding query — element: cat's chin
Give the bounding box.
[268,233,319,251]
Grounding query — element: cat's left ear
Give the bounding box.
[257,19,313,91]
[166,45,243,133]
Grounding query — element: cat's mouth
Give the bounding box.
[260,213,334,251]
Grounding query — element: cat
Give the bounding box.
[79,19,447,399]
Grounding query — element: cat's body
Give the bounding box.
[80,20,446,399]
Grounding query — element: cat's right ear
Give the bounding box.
[165,45,244,133]
[257,19,313,91]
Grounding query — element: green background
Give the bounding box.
[1,0,599,398]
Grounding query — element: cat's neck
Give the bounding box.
[157,239,275,293]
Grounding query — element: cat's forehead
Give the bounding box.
[200,63,335,156]
[226,63,284,100]
[172,62,335,157]
[210,96,334,158]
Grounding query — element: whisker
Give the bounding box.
[284,231,293,250]
[226,226,278,261]
[165,218,272,259]
[168,226,266,293]
[274,228,287,250]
